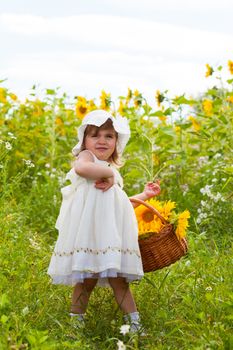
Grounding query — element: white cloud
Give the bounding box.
[1,12,232,102]
[1,50,211,105]
[113,0,233,11]
[1,13,233,60]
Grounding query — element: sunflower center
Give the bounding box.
[142,211,154,223]
[79,105,88,114]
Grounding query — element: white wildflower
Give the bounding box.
[29,237,40,250]
[198,156,209,166]
[200,185,212,195]
[181,184,189,193]
[5,142,12,150]
[213,192,222,202]
[22,306,29,316]
[153,144,161,151]
[117,340,126,350]
[205,286,212,291]
[58,175,64,186]
[23,159,35,168]
[53,195,57,205]
[54,105,59,113]
[7,132,17,139]
[120,324,130,335]
[213,153,221,159]
[196,218,201,224]
[132,184,140,189]
[45,163,50,168]
[212,178,217,183]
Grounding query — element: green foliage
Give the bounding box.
[0,62,232,349]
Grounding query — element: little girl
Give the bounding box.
[47,109,160,333]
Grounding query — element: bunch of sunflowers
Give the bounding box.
[135,199,190,241]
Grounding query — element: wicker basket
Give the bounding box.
[130,198,188,273]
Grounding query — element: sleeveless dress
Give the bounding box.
[47,153,144,287]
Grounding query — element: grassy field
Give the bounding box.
[0,189,232,349]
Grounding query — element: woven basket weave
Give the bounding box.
[130,198,188,273]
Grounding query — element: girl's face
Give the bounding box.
[84,127,117,161]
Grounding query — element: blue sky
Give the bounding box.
[1,0,233,104]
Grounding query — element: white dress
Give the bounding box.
[47,153,144,287]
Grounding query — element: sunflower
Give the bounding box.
[88,99,97,111]
[118,100,127,116]
[228,60,233,75]
[9,93,18,101]
[159,115,167,123]
[133,89,143,108]
[160,200,176,220]
[205,64,214,77]
[126,88,133,104]
[135,200,163,236]
[100,90,111,111]
[189,116,201,132]
[32,100,43,117]
[227,95,233,103]
[175,210,190,240]
[0,88,7,104]
[202,99,213,116]
[137,219,163,237]
[135,199,190,240]
[75,97,88,119]
[174,125,181,133]
[55,117,63,125]
[155,90,165,107]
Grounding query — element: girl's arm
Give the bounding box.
[74,151,114,192]
[74,151,114,180]
[130,181,161,208]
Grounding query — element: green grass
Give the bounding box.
[0,186,232,350]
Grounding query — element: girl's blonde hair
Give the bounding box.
[80,119,121,165]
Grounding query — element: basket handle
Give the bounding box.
[130,197,168,225]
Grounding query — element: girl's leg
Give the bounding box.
[108,277,145,334]
[71,278,98,314]
[108,277,137,313]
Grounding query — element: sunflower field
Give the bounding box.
[0,61,232,350]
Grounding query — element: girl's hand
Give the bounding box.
[95,176,114,192]
[144,180,161,198]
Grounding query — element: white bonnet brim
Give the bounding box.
[72,109,131,156]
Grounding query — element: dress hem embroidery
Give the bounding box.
[53,246,141,259]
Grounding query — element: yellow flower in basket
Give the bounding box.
[135,199,190,241]
[174,210,190,240]
[131,197,190,272]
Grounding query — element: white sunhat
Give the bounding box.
[72,109,131,156]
